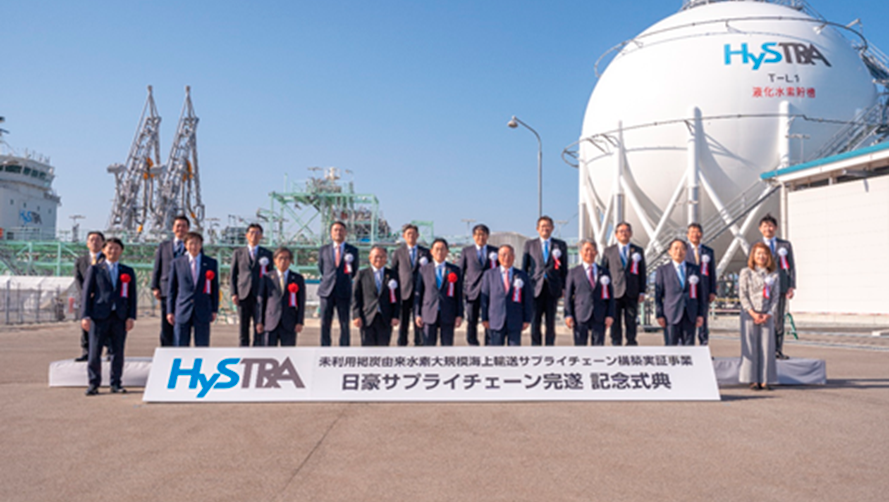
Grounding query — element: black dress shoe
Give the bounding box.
[110,385,127,394]
[85,386,99,396]
[74,355,88,362]
[776,352,790,360]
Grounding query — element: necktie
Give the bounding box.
[503,270,510,292]
[410,247,416,267]
[279,272,285,293]
[249,247,255,262]
[375,270,382,293]
[335,245,341,267]
[620,246,628,267]
[678,264,685,288]
[543,241,549,263]
[191,259,198,285]
[694,247,700,265]
[175,241,183,258]
[588,266,595,288]
[770,239,776,256]
[478,247,484,265]
[91,255,97,265]
[436,265,443,288]
[110,263,117,288]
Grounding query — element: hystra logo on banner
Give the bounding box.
[166,355,305,398]
[724,42,831,70]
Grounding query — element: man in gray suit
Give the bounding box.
[758,214,796,359]
[256,247,305,347]
[564,240,615,346]
[352,246,401,346]
[317,221,359,346]
[74,231,106,361]
[655,239,704,346]
[601,222,647,346]
[686,223,717,345]
[480,245,532,346]
[522,216,568,346]
[151,214,190,346]
[230,223,274,346]
[459,224,499,346]
[389,224,430,346]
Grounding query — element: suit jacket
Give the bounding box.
[151,239,185,297]
[480,267,533,332]
[351,267,401,326]
[256,269,306,332]
[414,262,464,325]
[763,238,796,293]
[230,245,274,299]
[167,254,220,324]
[317,242,359,299]
[521,237,569,298]
[738,267,779,315]
[655,261,703,325]
[459,244,500,301]
[75,252,104,319]
[602,242,647,299]
[564,263,615,325]
[389,243,431,301]
[80,262,137,322]
[685,242,717,299]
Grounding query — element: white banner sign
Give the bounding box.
[143,346,720,402]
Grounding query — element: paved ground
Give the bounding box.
[1,317,887,501]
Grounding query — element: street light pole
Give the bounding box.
[508,116,542,217]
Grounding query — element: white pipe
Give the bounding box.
[778,100,791,168]
[687,106,701,225]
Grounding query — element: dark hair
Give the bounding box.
[184,231,203,244]
[748,242,776,272]
[472,224,490,235]
[537,216,554,227]
[173,215,191,227]
[759,214,778,227]
[579,239,597,250]
[370,245,388,255]
[86,231,105,241]
[615,222,632,233]
[273,247,293,260]
[668,238,687,251]
[402,223,419,234]
[103,237,124,251]
[687,223,703,232]
[330,220,347,231]
[247,223,263,234]
[431,238,449,250]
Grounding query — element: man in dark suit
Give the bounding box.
[230,223,273,347]
[686,223,717,345]
[522,215,568,346]
[480,245,532,346]
[564,240,615,346]
[414,238,463,346]
[317,221,359,346]
[352,246,401,346]
[166,232,219,347]
[655,239,704,346]
[80,238,137,396]
[459,223,499,346]
[256,247,305,347]
[601,222,647,346]
[151,214,190,346]
[758,214,796,359]
[74,230,106,361]
[389,224,430,347]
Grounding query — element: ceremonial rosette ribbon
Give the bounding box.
[488,251,498,269]
[688,275,699,299]
[447,272,458,297]
[777,248,789,270]
[599,275,611,299]
[344,253,354,274]
[419,256,428,266]
[258,256,269,277]
[552,248,562,270]
[512,277,524,302]
[120,273,131,298]
[631,252,641,275]
[701,254,710,276]
[763,275,775,300]
[388,279,398,303]
[288,282,299,307]
[204,270,215,294]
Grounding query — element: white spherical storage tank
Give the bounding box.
[575,0,878,271]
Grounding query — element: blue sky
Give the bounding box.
[3,0,887,241]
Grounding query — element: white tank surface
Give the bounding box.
[574,0,881,271]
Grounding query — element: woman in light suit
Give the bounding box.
[739,242,780,390]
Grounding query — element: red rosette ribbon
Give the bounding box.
[205,270,215,294]
[288,282,299,307]
[120,273,131,298]
[447,272,457,297]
